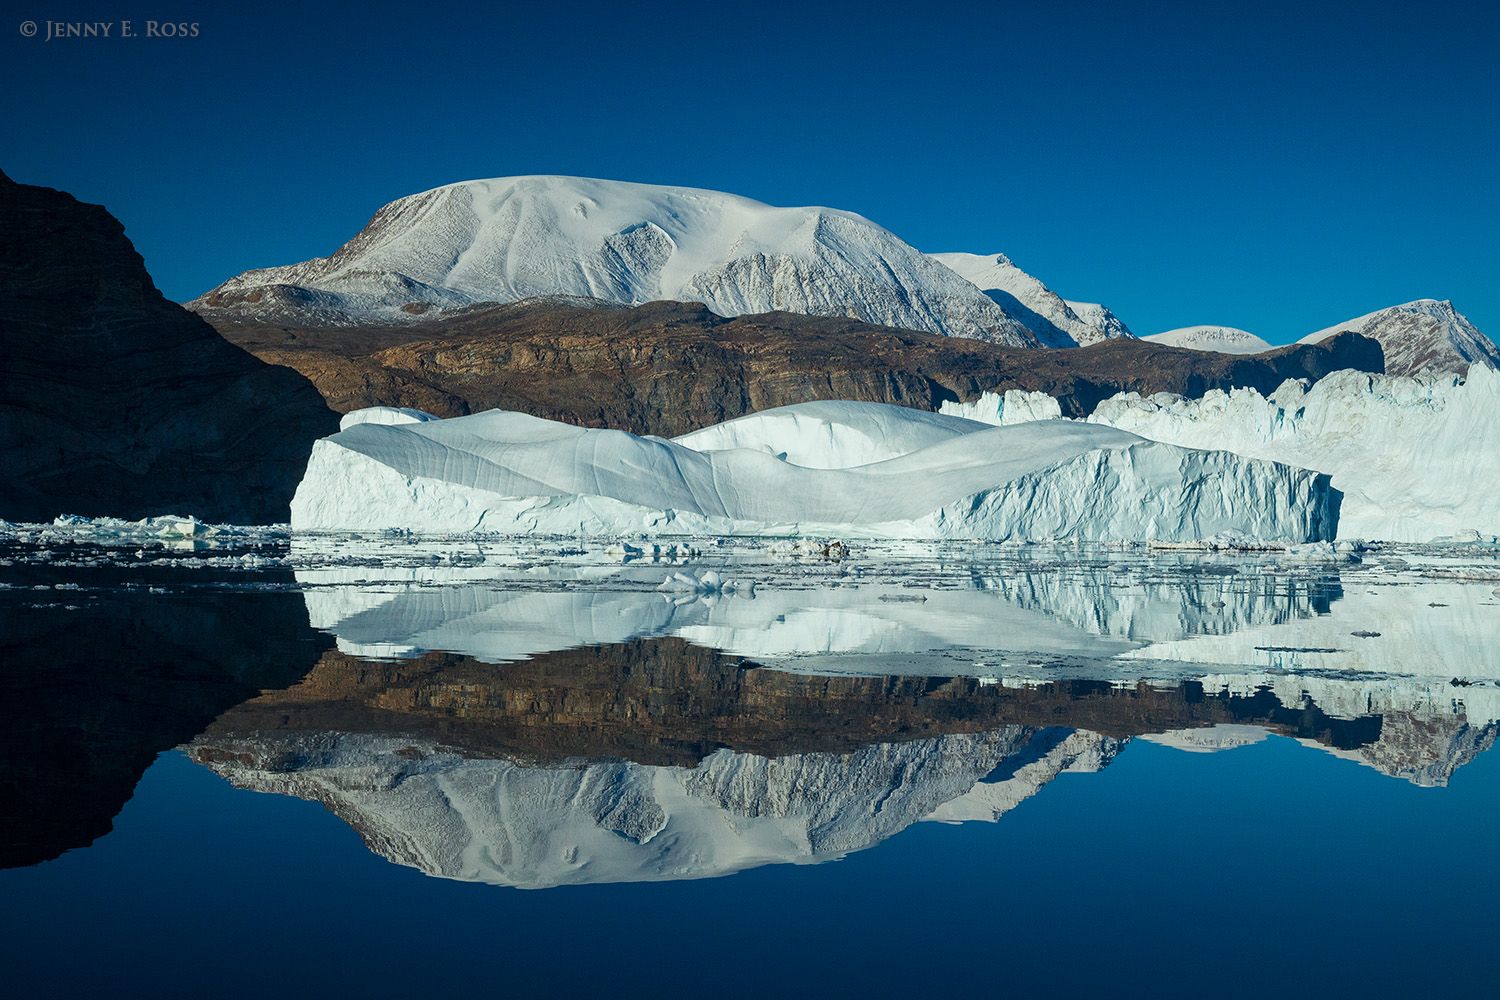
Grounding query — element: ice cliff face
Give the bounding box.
[1299,299,1500,377]
[289,401,1339,542]
[191,176,1041,346]
[939,388,1063,425]
[951,365,1500,542]
[929,251,1134,346]
[1086,367,1500,542]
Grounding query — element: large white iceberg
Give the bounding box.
[289,400,1338,541]
[948,366,1499,542]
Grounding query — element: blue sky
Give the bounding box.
[4,1,1497,342]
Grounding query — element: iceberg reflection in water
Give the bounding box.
[3,529,1499,1000]
[171,537,1500,887]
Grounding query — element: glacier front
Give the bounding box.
[289,400,1339,541]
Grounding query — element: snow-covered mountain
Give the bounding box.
[291,401,1339,541]
[191,176,1042,346]
[1143,326,1272,354]
[929,251,1134,346]
[1298,299,1500,377]
[1142,301,1497,376]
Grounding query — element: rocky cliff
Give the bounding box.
[212,299,1385,437]
[0,171,338,523]
[0,583,328,868]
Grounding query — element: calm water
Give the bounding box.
[2,530,1497,997]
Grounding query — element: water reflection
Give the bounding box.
[4,537,1497,890]
[187,637,1491,887]
[294,540,1500,690]
[292,542,1357,672]
[0,584,328,868]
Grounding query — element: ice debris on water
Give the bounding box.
[656,570,753,597]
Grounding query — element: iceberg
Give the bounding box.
[939,388,1063,425]
[337,406,440,430]
[948,365,1500,542]
[289,401,1339,541]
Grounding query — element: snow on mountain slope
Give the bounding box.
[1138,725,1269,753]
[191,663,1494,887]
[192,176,1040,346]
[1143,325,1273,354]
[1064,300,1134,342]
[955,365,1500,541]
[1170,674,1499,787]
[289,401,1339,541]
[1298,299,1500,376]
[929,251,1134,346]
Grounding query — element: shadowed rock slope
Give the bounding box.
[212,299,1384,437]
[0,171,338,523]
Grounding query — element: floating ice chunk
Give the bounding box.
[656,570,751,596]
[770,538,851,560]
[48,513,218,539]
[604,541,699,561]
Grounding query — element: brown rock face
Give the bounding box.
[200,638,1383,769]
[210,299,1385,436]
[0,170,339,523]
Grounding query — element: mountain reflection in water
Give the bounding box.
[3,539,1497,891]
[184,635,1492,888]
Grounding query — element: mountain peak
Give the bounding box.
[1143,326,1273,355]
[190,176,1041,347]
[1300,299,1498,377]
[928,251,1134,347]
